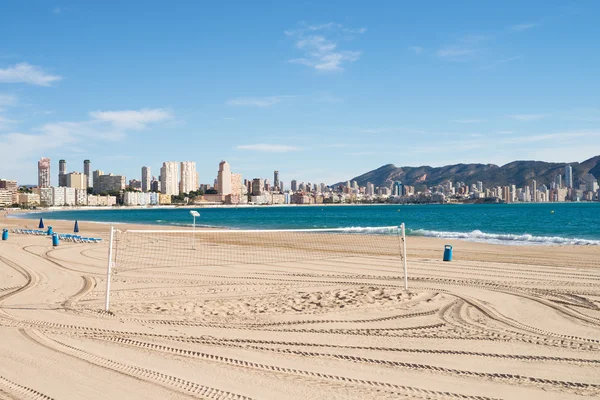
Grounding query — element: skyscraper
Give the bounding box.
[37,157,51,188]
[565,165,573,188]
[179,161,198,194]
[274,170,280,189]
[217,161,232,196]
[59,159,67,187]
[84,159,91,188]
[160,161,179,195]
[291,179,297,192]
[141,166,151,193]
[531,180,537,202]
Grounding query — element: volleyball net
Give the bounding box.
[104,225,408,311]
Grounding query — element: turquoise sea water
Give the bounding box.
[16,203,600,245]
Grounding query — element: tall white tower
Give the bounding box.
[217,161,232,196]
[160,161,179,195]
[179,161,198,194]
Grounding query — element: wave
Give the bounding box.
[409,229,600,246]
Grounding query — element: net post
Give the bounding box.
[104,226,115,312]
[400,223,408,291]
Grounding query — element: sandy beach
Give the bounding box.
[1,214,599,399]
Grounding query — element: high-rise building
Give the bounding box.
[97,174,126,193]
[0,179,18,204]
[179,161,198,194]
[585,173,598,193]
[366,182,375,196]
[531,180,537,202]
[217,161,232,196]
[66,172,86,190]
[38,157,51,188]
[160,162,179,195]
[150,177,160,193]
[554,174,562,189]
[274,170,280,189]
[251,178,264,196]
[231,173,243,196]
[141,166,151,193]
[291,179,297,192]
[84,159,91,188]
[565,165,573,188]
[58,159,67,187]
[92,170,104,194]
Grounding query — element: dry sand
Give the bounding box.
[0,214,599,399]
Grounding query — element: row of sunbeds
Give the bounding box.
[9,229,103,243]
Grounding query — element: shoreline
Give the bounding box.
[8,205,600,247]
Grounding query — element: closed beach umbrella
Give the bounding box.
[38,218,44,229]
[74,220,79,233]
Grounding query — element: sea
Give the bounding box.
[15,203,600,246]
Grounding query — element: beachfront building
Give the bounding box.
[38,157,51,188]
[18,193,40,207]
[92,170,104,193]
[251,178,264,196]
[158,193,172,205]
[160,162,179,196]
[66,172,86,190]
[97,174,126,194]
[76,189,88,206]
[52,187,65,206]
[180,161,198,194]
[0,190,13,206]
[142,166,151,192]
[0,179,18,204]
[124,191,159,206]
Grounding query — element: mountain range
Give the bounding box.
[339,156,600,190]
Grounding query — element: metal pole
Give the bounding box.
[401,223,408,291]
[192,215,196,250]
[104,226,114,312]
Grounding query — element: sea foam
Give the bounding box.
[410,229,600,246]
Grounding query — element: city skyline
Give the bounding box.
[2,1,600,185]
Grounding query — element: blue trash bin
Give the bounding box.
[443,245,453,262]
[47,226,53,236]
[2,229,8,241]
[52,233,59,247]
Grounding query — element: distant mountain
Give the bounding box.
[338,156,600,189]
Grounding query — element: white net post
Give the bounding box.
[104,226,115,312]
[400,223,408,291]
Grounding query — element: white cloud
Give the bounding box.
[436,34,491,61]
[0,63,62,86]
[509,23,537,32]
[236,144,302,152]
[477,55,522,71]
[0,116,17,130]
[286,23,365,71]
[452,119,487,124]
[89,108,172,129]
[226,96,296,107]
[409,46,424,55]
[507,113,548,121]
[0,94,17,107]
[436,46,477,60]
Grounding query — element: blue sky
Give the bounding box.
[1,1,599,186]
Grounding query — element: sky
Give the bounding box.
[1,1,599,186]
